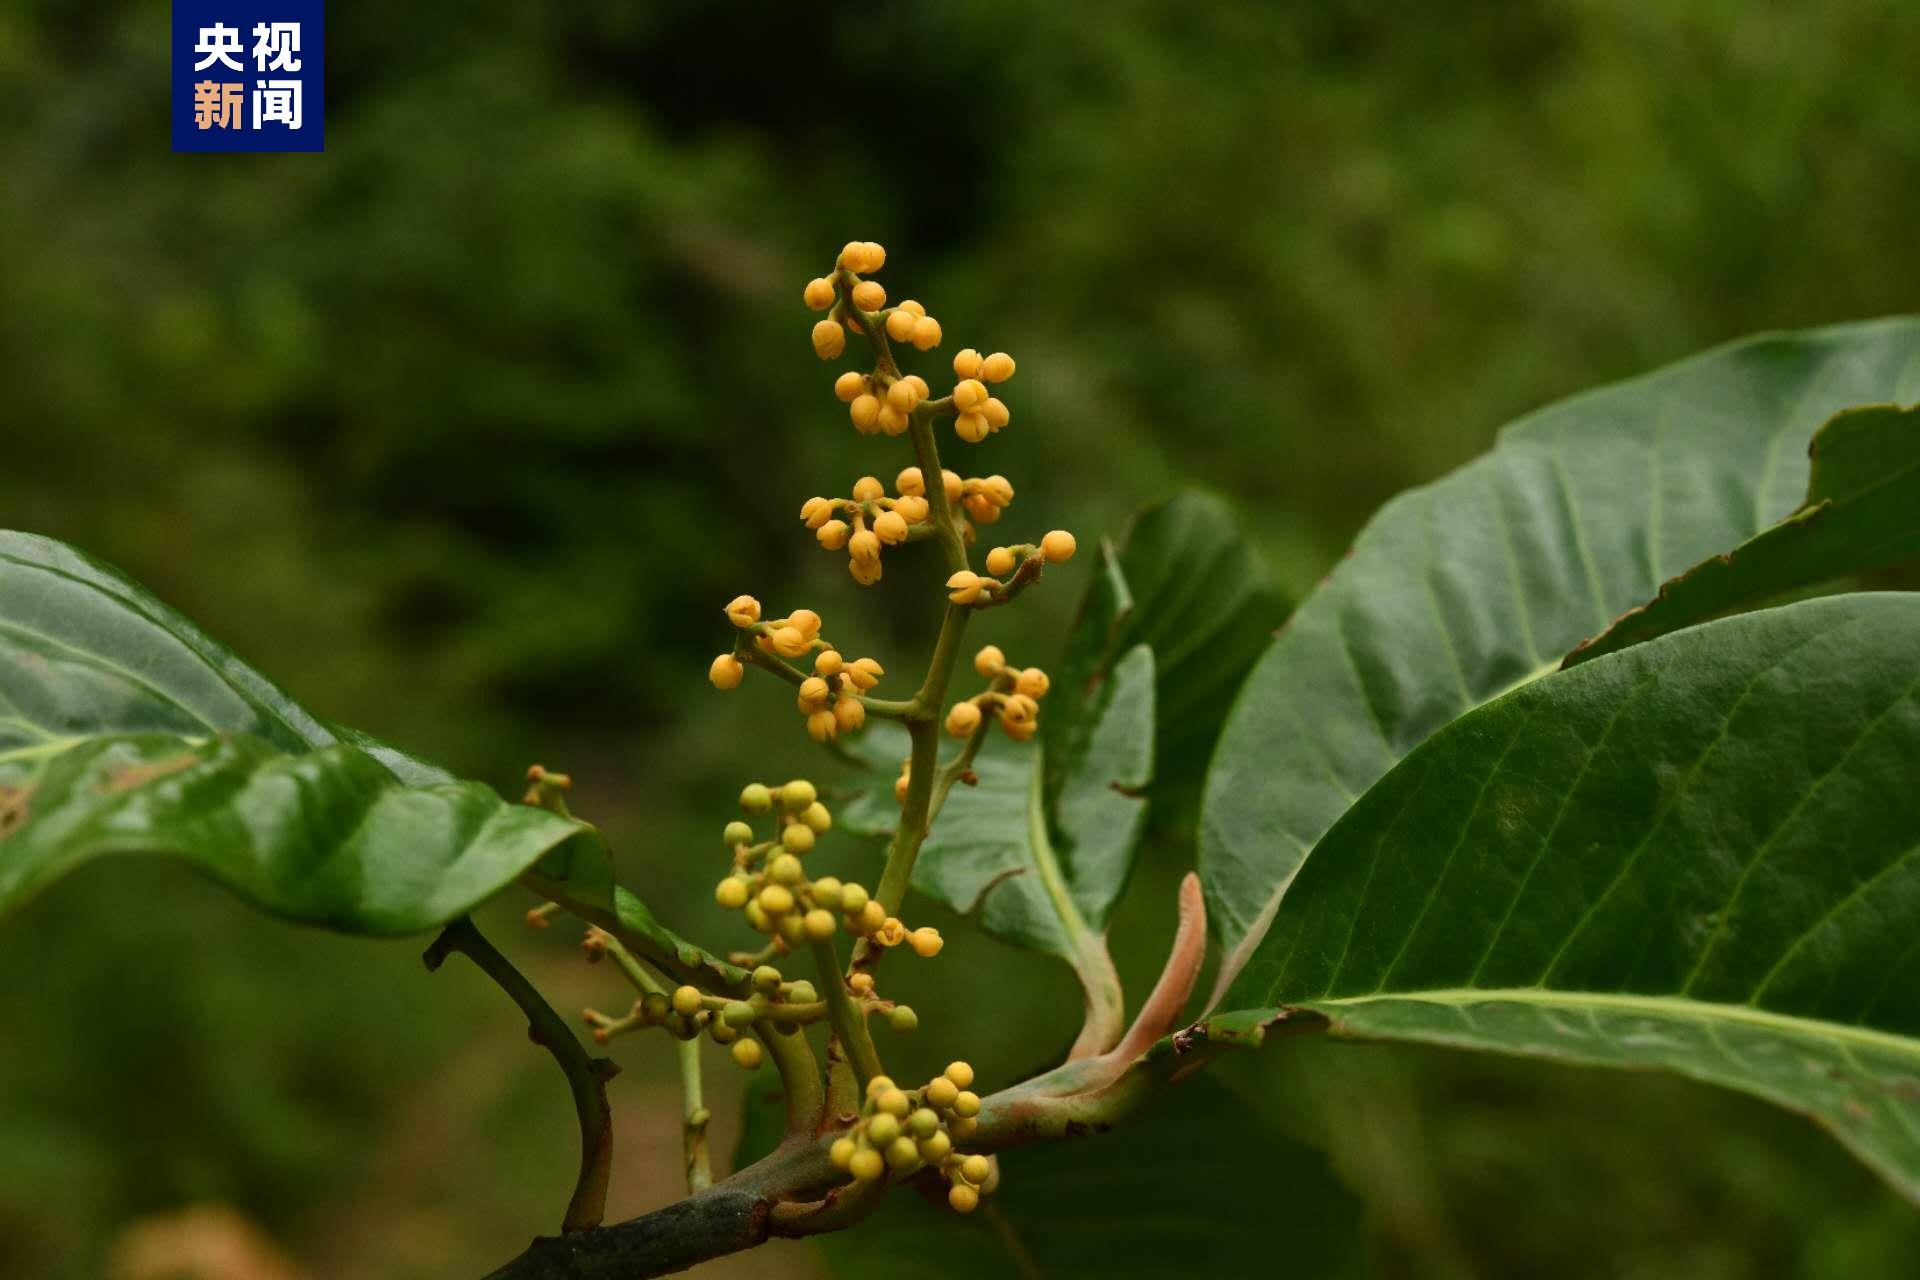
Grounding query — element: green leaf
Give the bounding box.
[918,646,1153,957]
[1567,404,1920,666]
[809,1073,1367,1280]
[0,531,608,933]
[1202,318,1920,991]
[1214,595,1920,1201]
[1048,491,1285,821]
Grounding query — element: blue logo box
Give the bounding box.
[172,0,324,152]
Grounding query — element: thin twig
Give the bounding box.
[425,917,617,1233]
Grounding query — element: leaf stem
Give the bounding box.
[424,917,616,1234]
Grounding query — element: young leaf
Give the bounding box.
[1566,403,1920,666]
[1047,490,1284,821]
[1201,318,1920,994]
[1213,594,1920,1201]
[0,531,610,933]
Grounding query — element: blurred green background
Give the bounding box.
[5,1,1920,1276]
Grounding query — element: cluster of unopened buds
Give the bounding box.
[712,780,943,968]
[800,477,929,585]
[805,242,1019,448]
[946,644,1051,743]
[830,1066,995,1212]
[572,926,816,1073]
[708,597,884,742]
[944,529,1078,607]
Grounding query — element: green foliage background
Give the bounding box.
[3,2,1920,1276]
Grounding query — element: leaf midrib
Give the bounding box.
[1310,987,1920,1059]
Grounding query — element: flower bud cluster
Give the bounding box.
[944,645,1052,744]
[714,781,943,958]
[828,1064,990,1212]
[944,528,1077,606]
[948,348,1016,443]
[709,597,883,742]
[800,479,932,586]
[576,928,818,1071]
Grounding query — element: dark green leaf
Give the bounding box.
[1202,319,1920,991]
[1567,403,1920,666]
[0,531,609,933]
[1048,490,1284,822]
[1215,595,1920,1201]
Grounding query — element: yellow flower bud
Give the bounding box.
[731,1037,763,1070]
[814,649,844,676]
[848,1147,884,1181]
[876,1086,912,1117]
[789,608,823,636]
[834,696,865,731]
[1015,667,1050,699]
[715,877,749,909]
[953,378,987,410]
[910,315,942,351]
[981,475,1014,506]
[834,370,867,402]
[849,394,881,431]
[782,779,818,809]
[895,467,926,497]
[758,884,795,916]
[671,986,703,1017]
[945,701,982,737]
[852,475,885,503]
[947,570,984,604]
[804,908,837,941]
[985,546,1015,576]
[770,626,810,657]
[817,519,851,550]
[884,308,917,342]
[807,708,837,742]
[782,822,816,854]
[981,351,1016,382]
[804,277,835,310]
[948,1183,979,1213]
[981,396,1010,430]
[857,241,886,272]
[725,595,761,628]
[857,900,888,934]
[954,412,989,443]
[812,319,845,359]
[804,497,839,529]
[875,402,909,436]
[839,883,870,914]
[831,1137,857,1170]
[868,1112,901,1146]
[924,1076,959,1109]
[893,495,930,523]
[849,529,881,565]
[852,280,886,311]
[876,916,907,947]
[874,510,909,545]
[848,971,875,995]
[849,557,883,586]
[952,347,984,379]
[896,298,925,318]
[893,772,909,803]
[769,852,804,885]
[942,470,964,503]
[963,493,1000,524]
[837,241,866,270]
[846,656,885,689]
[974,645,1006,677]
[1001,692,1039,726]
[1041,529,1077,563]
[886,1136,920,1171]
[917,1130,951,1163]
[802,800,833,833]
[1001,716,1037,742]
[949,1116,978,1140]
[740,782,773,813]
[709,654,744,690]
[797,676,830,710]
[959,1153,991,1185]
[952,1090,981,1118]
[908,926,944,957]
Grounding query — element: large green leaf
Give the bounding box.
[1047,490,1284,821]
[1567,403,1920,666]
[1214,595,1920,1200]
[0,531,608,934]
[808,1073,1366,1280]
[1202,318,1920,991]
